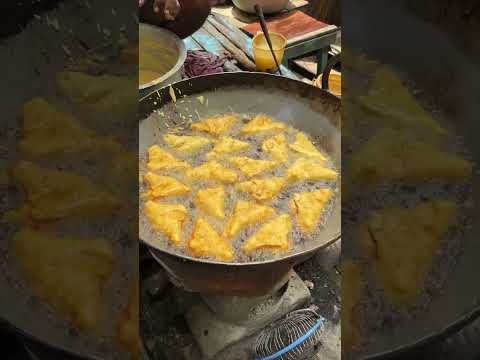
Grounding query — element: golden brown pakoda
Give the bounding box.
[240,114,286,135]
[235,177,285,202]
[56,71,137,114]
[194,187,225,220]
[191,115,237,136]
[13,161,121,221]
[224,201,276,239]
[287,158,338,182]
[187,161,238,184]
[144,200,187,245]
[262,134,289,162]
[341,260,363,351]
[358,66,446,142]
[188,218,234,261]
[14,228,114,330]
[143,172,190,198]
[359,200,457,306]
[163,134,211,153]
[146,145,190,171]
[242,214,292,253]
[290,189,333,233]
[18,98,126,160]
[227,157,278,178]
[206,137,250,160]
[347,128,472,189]
[289,132,327,160]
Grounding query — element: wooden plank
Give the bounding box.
[183,36,202,51]
[284,33,337,60]
[242,11,331,41]
[287,25,338,47]
[191,28,227,55]
[202,20,256,71]
[208,15,254,61]
[293,56,318,76]
[330,44,341,55]
[209,14,300,80]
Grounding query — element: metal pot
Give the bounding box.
[139,72,341,297]
[139,23,186,98]
[232,0,289,14]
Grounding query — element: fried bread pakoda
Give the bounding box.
[18,98,126,160]
[206,137,250,160]
[13,161,120,221]
[143,173,190,199]
[347,128,472,189]
[289,132,327,160]
[187,161,238,184]
[227,157,278,178]
[224,201,276,239]
[262,134,289,163]
[240,114,286,135]
[242,214,292,253]
[191,115,237,136]
[146,145,191,172]
[14,228,114,330]
[235,177,286,202]
[188,218,234,261]
[144,200,187,245]
[287,158,338,182]
[163,134,211,153]
[290,189,333,233]
[194,187,225,220]
[359,200,457,305]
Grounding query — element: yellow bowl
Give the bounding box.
[252,32,287,72]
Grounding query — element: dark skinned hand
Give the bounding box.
[139,0,180,21]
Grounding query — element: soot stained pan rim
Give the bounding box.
[139,72,342,267]
[0,319,101,360]
[363,306,480,360]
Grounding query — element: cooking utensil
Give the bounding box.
[252,31,287,73]
[254,4,283,75]
[319,52,341,96]
[232,0,288,14]
[139,72,341,296]
[139,23,186,97]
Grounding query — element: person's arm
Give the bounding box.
[139,0,211,39]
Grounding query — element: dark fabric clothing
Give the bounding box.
[183,50,230,78]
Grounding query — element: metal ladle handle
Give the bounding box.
[254,4,283,76]
[321,52,341,93]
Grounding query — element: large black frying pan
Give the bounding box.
[139,72,341,297]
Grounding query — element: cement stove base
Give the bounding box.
[181,271,311,360]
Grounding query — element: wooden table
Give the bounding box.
[241,11,339,76]
[283,25,338,76]
[210,3,339,76]
[183,14,301,80]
